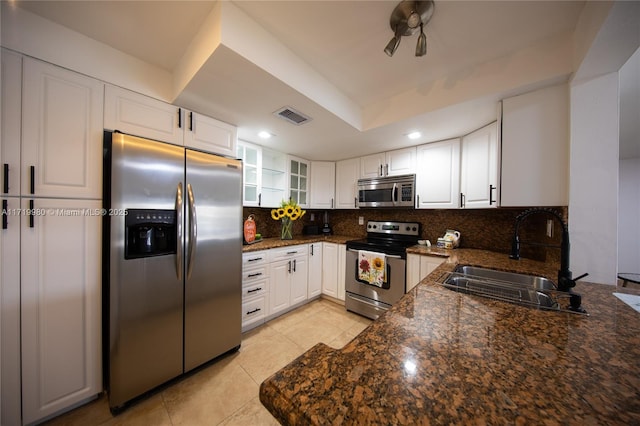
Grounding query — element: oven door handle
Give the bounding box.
[347,248,402,259]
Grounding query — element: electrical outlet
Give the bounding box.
[358,216,364,225]
[310,213,315,221]
[546,219,553,238]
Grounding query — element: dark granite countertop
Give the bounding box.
[260,249,640,425]
[242,235,355,252]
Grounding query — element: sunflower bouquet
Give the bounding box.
[271,200,306,240]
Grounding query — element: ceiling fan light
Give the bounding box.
[384,35,401,57]
[415,24,427,57]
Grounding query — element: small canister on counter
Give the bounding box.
[243,214,256,244]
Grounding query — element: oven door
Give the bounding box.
[345,249,406,310]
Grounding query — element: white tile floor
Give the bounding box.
[44,299,371,426]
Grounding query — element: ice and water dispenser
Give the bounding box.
[124,209,177,259]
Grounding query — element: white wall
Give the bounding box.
[618,158,640,273]
[569,72,620,284]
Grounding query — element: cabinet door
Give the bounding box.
[335,158,359,209]
[337,244,346,301]
[269,260,291,315]
[421,256,445,277]
[501,84,569,206]
[406,254,421,292]
[21,198,102,425]
[308,243,323,299]
[288,156,309,207]
[1,50,22,198]
[290,256,308,305]
[460,122,499,208]
[237,142,262,207]
[104,85,183,146]
[1,196,22,426]
[309,161,336,209]
[22,58,104,199]
[360,153,385,178]
[416,139,461,209]
[386,147,416,176]
[184,112,237,157]
[321,243,338,298]
[261,148,287,208]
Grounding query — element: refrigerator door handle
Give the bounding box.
[175,182,184,281]
[186,183,197,279]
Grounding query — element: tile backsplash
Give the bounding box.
[243,206,567,263]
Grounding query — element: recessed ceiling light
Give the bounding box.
[258,131,272,139]
[407,131,421,140]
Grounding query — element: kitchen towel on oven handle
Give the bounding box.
[357,250,388,288]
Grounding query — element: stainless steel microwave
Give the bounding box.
[357,174,416,208]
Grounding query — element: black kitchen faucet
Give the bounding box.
[510,208,588,312]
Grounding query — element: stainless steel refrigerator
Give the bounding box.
[102,131,242,411]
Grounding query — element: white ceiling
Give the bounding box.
[13,0,589,161]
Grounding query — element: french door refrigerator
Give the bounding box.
[103,131,242,411]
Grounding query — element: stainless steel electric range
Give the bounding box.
[345,221,420,319]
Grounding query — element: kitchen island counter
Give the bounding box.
[259,249,640,425]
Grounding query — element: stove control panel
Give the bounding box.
[366,221,420,236]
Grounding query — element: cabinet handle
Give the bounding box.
[3,164,8,194]
[293,259,296,272]
[288,260,291,273]
[354,197,357,208]
[379,164,383,177]
[247,287,262,294]
[247,257,263,262]
[489,185,496,205]
[189,111,193,131]
[385,164,389,176]
[29,199,34,228]
[247,272,263,278]
[258,193,262,207]
[178,108,182,129]
[30,166,35,195]
[311,244,314,256]
[2,200,7,229]
[247,307,261,315]
[460,192,465,208]
[331,198,334,209]
[417,194,420,206]
[286,251,298,255]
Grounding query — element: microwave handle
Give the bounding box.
[392,183,398,204]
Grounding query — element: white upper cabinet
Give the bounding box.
[237,141,262,207]
[104,85,183,145]
[460,122,499,208]
[416,139,461,209]
[183,110,237,158]
[360,147,416,178]
[288,156,309,207]
[360,153,386,178]
[335,158,360,209]
[105,85,237,157]
[501,84,569,206]
[22,57,104,199]
[309,161,336,209]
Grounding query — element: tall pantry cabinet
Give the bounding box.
[1,50,103,425]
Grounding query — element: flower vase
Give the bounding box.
[281,217,293,240]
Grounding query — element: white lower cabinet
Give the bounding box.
[241,250,269,332]
[321,243,346,301]
[308,243,323,299]
[406,254,445,292]
[268,245,308,318]
[20,198,102,425]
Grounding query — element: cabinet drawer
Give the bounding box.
[242,251,267,268]
[268,244,308,262]
[242,265,268,282]
[243,280,268,299]
[242,297,266,325]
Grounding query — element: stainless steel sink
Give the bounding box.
[441,265,585,313]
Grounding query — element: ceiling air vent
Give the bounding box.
[273,106,312,126]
